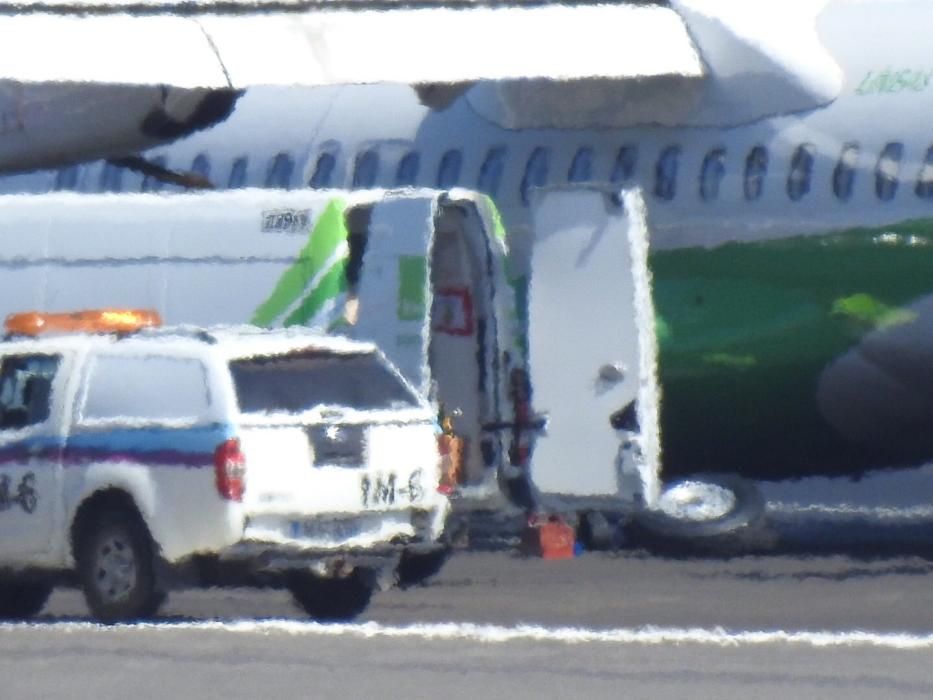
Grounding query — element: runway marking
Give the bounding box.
[768,501,933,521]
[5,619,933,650]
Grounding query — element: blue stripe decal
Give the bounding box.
[0,424,232,469]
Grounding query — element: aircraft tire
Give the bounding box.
[629,474,766,551]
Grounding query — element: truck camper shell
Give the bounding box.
[0,186,758,546]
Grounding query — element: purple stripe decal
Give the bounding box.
[63,447,214,468]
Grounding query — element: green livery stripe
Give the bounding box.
[397,256,427,321]
[251,198,349,327]
[283,261,347,327]
[477,194,528,359]
[651,217,933,480]
[481,194,508,243]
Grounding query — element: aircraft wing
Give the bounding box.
[0,0,843,172]
[0,3,704,87]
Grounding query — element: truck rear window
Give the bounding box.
[230,351,421,414]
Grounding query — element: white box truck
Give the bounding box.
[0,186,760,548]
[0,188,529,501]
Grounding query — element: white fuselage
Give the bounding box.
[6,0,933,500]
[3,1,931,256]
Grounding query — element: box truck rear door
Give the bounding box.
[526,187,660,505]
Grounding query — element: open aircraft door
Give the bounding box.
[527,187,661,510]
[351,194,437,395]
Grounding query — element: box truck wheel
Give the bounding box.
[0,580,52,619]
[396,546,450,589]
[287,569,374,621]
[577,511,618,551]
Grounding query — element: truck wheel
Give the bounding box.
[396,547,449,589]
[75,508,165,623]
[0,580,52,619]
[287,570,374,621]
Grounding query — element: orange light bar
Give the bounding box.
[5,309,162,336]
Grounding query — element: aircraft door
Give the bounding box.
[527,187,660,505]
[352,195,436,395]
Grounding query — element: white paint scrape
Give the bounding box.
[5,619,933,651]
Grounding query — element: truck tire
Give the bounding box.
[396,547,450,589]
[75,507,165,623]
[0,580,52,620]
[287,570,374,621]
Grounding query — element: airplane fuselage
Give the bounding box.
[6,0,933,483]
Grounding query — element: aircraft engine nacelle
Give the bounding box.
[0,82,240,173]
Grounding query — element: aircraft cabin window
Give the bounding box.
[353,149,380,188]
[699,148,726,201]
[228,156,248,189]
[608,145,638,206]
[54,166,79,191]
[191,154,211,179]
[610,145,638,185]
[437,149,463,189]
[568,147,594,183]
[654,146,680,201]
[265,152,295,189]
[99,162,124,193]
[743,146,768,201]
[875,142,904,201]
[915,146,933,199]
[396,152,419,186]
[832,143,859,202]
[520,147,550,206]
[787,144,814,201]
[309,152,337,189]
[141,156,167,192]
[477,147,506,196]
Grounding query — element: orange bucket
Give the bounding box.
[538,516,576,560]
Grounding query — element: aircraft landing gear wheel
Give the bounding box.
[630,475,766,554]
[76,508,165,623]
[287,570,374,622]
[0,580,52,620]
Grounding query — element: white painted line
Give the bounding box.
[768,501,933,521]
[3,619,933,650]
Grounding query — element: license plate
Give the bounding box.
[290,518,364,542]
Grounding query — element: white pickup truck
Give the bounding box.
[0,310,449,623]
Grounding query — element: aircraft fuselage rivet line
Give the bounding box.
[1,621,933,650]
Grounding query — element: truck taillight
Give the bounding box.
[437,434,452,457]
[214,438,246,502]
[436,433,463,495]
